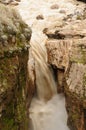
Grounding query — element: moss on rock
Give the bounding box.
[0,3,31,130]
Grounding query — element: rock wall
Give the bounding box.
[45,18,86,130]
[0,4,31,130]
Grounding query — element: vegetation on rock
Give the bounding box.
[0,3,31,130]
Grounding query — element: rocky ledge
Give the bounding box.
[45,5,86,130]
[0,3,31,130]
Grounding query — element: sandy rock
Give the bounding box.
[46,39,72,70]
[15,0,20,2]
[9,1,19,6]
[46,39,86,130]
[0,0,12,4]
[50,4,59,9]
[45,13,86,130]
[36,14,44,20]
[44,20,86,39]
[57,69,65,93]
[0,0,20,5]
[59,10,66,14]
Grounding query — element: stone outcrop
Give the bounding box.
[2,0,85,130]
[45,17,86,130]
[65,38,86,130]
[0,4,31,130]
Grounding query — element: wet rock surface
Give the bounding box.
[26,48,35,109]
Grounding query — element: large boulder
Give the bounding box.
[0,4,31,130]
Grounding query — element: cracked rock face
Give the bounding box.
[46,39,71,70]
[45,3,86,130]
[0,3,31,130]
[15,0,86,129]
[3,0,86,130]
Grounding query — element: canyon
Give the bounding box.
[0,0,86,130]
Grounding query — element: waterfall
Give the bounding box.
[16,0,70,130]
[28,32,69,130]
[30,32,57,101]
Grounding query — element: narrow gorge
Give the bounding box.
[28,33,69,130]
[0,0,86,130]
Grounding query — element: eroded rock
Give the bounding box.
[46,39,72,70]
[50,4,59,9]
[44,20,86,39]
[0,4,31,130]
[45,15,86,130]
[36,14,44,20]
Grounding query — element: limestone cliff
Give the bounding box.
[0,4,31,130]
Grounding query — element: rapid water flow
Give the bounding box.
[30,33,57,101]
[16,0,71,130]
